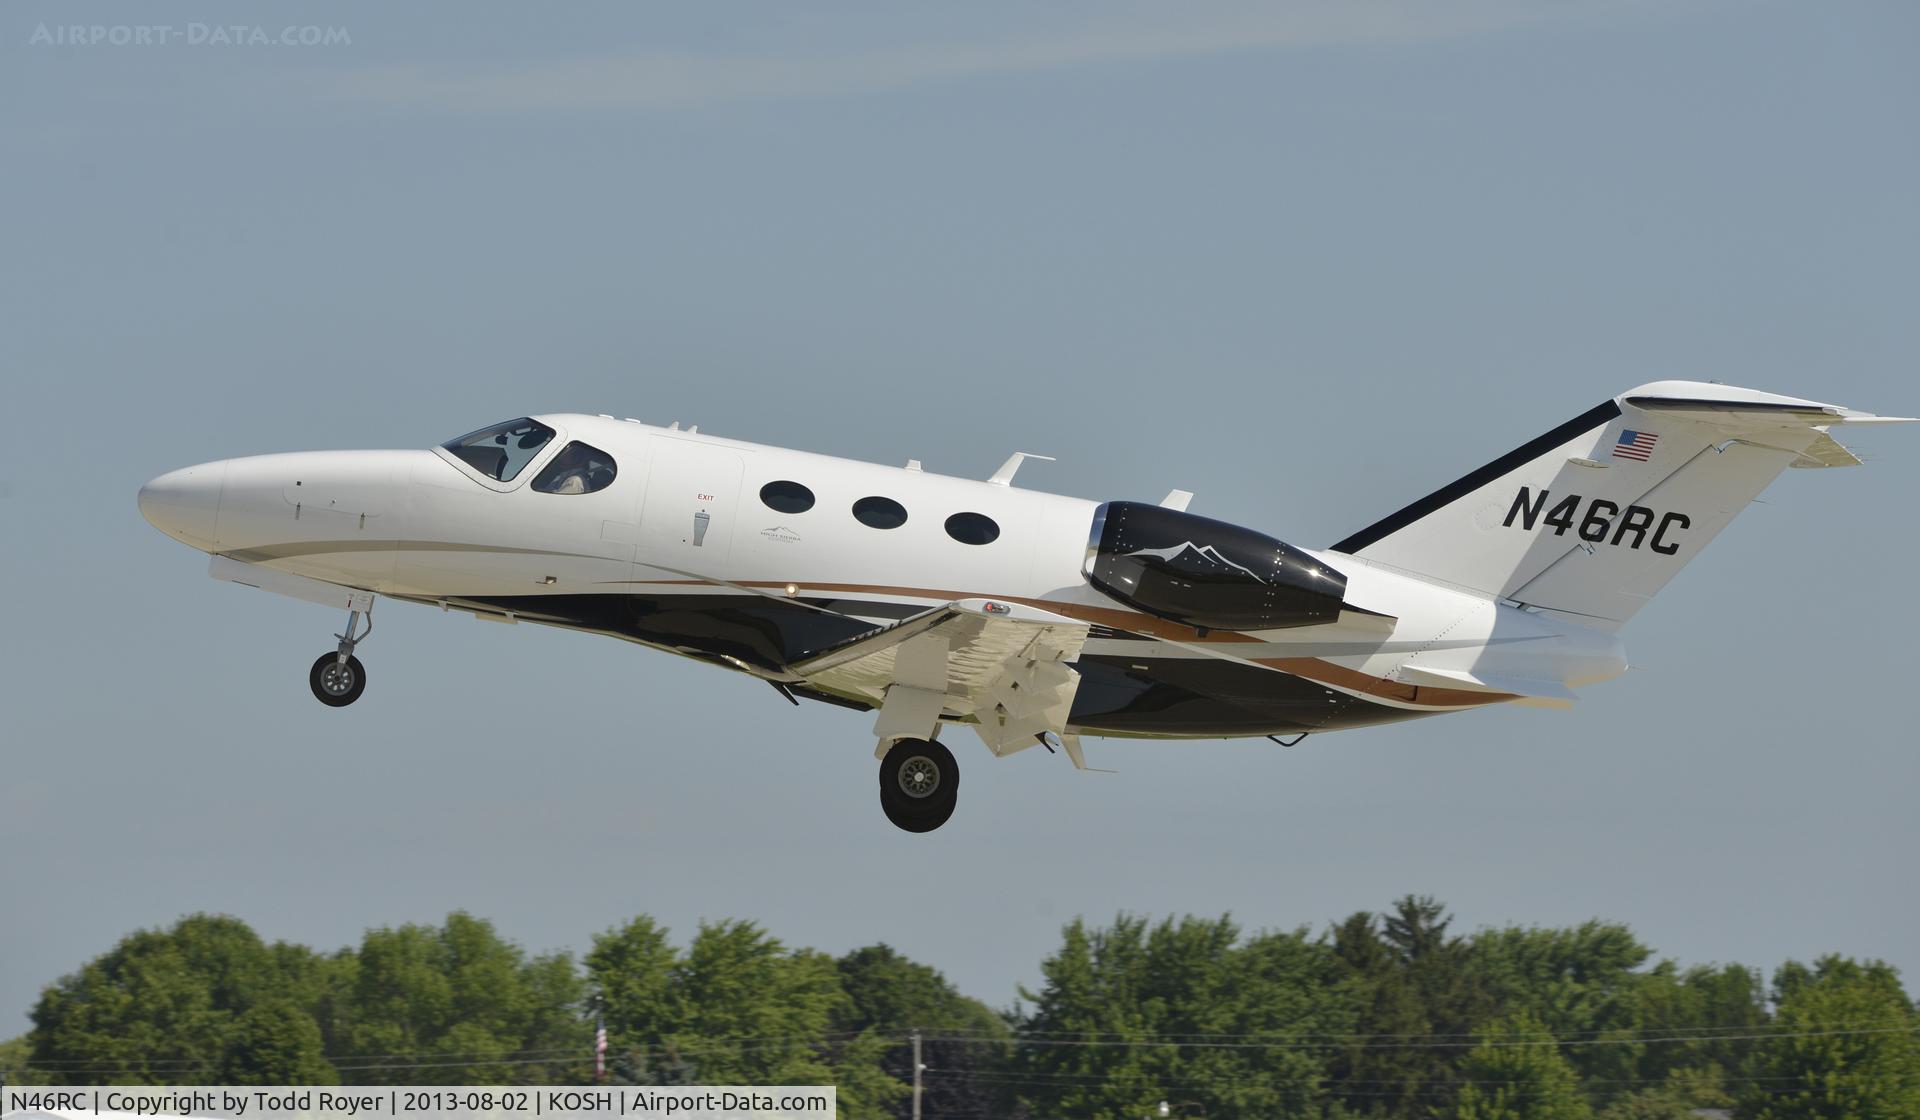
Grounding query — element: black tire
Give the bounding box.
[309,653,366,707]
[879,738,958,832]
[881,789,954,833]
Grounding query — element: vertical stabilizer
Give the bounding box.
[1328,382,1911,630]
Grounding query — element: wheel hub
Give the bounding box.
[896,755,941,798]
[320,663,355,694]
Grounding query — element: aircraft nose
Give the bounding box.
[138,460,228,550]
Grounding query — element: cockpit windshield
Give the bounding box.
[440,418,556,481]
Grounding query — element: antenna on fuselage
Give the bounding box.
[988,451,1056,487]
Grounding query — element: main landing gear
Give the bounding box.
[309,604,372,707]
[878,737,959,833]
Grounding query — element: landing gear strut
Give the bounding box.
[309,604,372,707]
[878,738,958,833]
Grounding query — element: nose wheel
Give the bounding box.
[309,604,372,707]
[878,738,958,832]
[310,653,366,706]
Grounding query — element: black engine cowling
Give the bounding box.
[1083,501,1348,632]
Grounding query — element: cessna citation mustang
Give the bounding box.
[138,382,1909,831]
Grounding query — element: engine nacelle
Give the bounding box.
[1083,501,1348,632]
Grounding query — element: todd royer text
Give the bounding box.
[253,1092,387,1116]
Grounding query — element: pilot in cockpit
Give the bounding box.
[532,440,617,495]
[540,443,595,494]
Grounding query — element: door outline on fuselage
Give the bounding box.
[637,436,747,570]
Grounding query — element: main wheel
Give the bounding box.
[309,653,366,707]
[879,738,958,832]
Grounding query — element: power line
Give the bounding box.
[20,1031,879,1070]
[16,1017,1915,1084]
[919,1016,1914,1043]
[943,1067,1915,1090]
[921,1024,1920,1051]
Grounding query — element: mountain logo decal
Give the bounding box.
[1120,542,1268,584]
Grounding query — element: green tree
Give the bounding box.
[1452,1012,1592,1120]
[1011,914,1357,1120]
[219,1000,336,1084]
[1742,956,1920,1120]
[588,916,678,1048]
[1011,916,1184,1119]
[1325,897,1488,1118]
[586,918,904,1119]
[0,1033,45,1084]
[27,914,338,1085]
[663,921,848,1086]
[1466,921,1653,1102]
[1634,962,1765,1076]
[833,944,1009,1120]
[1597,1066,1734,1119]
[324,912,585,1084]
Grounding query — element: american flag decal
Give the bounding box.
[1613,429,1658,461]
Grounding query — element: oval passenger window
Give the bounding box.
[760,480,816,514]
[944,512,1000,545]
[852,496,909,530]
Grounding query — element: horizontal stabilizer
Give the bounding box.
[1397,663,1576,709]
[1624,391,1916,427]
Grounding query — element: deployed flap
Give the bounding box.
[791,599,1091,754]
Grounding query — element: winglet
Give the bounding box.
[1159,489,1194,511]
[989,452,1056,486]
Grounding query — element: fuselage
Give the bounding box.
[137,413,1628,738]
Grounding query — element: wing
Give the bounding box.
[791,598,1091,757]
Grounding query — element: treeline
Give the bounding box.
[5,898,1918,1119]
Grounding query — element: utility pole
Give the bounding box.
[910,1029,923,1120]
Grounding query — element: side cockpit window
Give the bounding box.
[533,441,617,495]
[442,418,555,481]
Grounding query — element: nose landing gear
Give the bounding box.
[878,737,958,833]
[309,604,372,707]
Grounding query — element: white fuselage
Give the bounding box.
[139,413,1628,738]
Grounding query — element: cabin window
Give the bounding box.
[944,511,1000,545]
[532,441,618,495]
[852,495,909,530]
[759,480,816,514]
[441,418,555,482]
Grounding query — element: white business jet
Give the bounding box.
[138,382,1908,831]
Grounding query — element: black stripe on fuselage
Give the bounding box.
[1328,399,1623,555]
[430,589,1437,738]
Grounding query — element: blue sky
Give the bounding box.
[3,1,1917,1033]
